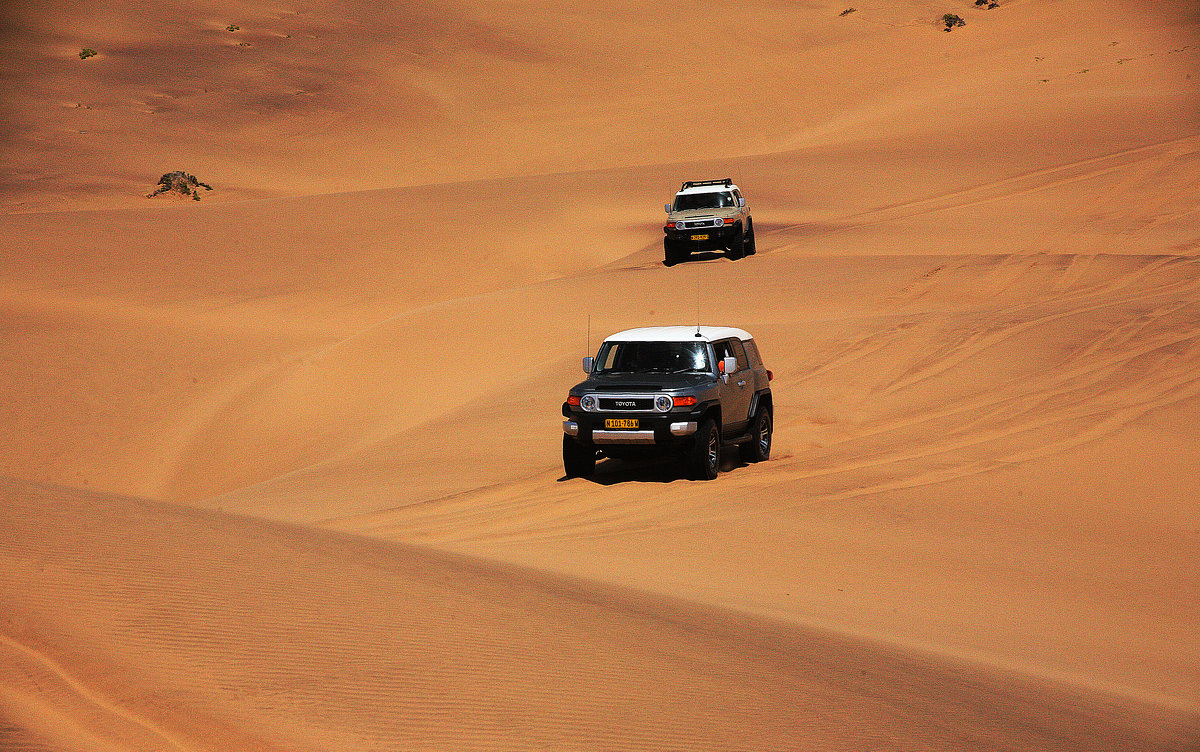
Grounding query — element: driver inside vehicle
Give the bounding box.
[712,340,733,366]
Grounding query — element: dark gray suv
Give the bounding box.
[562,326,774,480]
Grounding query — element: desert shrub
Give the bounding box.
[147,171,213,201]
[227,24,240,31]
[79,48,97,59]
[942,13,965,31]
[974,0,999,7]
[839,8,856,16]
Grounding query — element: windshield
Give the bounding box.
[673,191,735,212]
[594,341,711,374]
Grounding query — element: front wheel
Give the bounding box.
[740,406,772,463]
[727,228,745,260]
[664,238,686,267]
[744,220,757,256]
[687,419,720,480]
[563,435,596,478]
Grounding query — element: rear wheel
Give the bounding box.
[563,435,596,478]
[744,220,757,256]
[740,406,772,463]
[687,419,720,480]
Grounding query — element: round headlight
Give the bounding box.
[654,395,673,412]
[580,395,597,412]
[717,217,728,227]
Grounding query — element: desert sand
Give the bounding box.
[2,0,1198,750]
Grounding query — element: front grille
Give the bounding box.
[677,218,722,230]
[599,397,654,411]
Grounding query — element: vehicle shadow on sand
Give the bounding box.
[557,455,749,485]
[663,250,730,267]
[600,245,731,272]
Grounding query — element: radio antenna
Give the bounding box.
[587,313,592,357]
[695,261,701,336]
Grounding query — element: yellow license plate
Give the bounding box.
[690,233,709,241]
[605,418,639,429]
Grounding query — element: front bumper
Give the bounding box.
[563,414,700,445]
[665,225,736,248]
[564,420,698,444]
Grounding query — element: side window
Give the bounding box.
[742,339,762,369]
[731,339,749,371]
[733,189,742,206]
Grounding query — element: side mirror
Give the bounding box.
[738,197,746,208]
[664,203,672,214]
[582,356,594,373]
[722,356,737,375]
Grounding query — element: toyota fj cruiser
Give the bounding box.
[663,179,756,266]
[562,326,774,480]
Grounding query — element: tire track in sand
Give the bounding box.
[773,135,1200,237]
[351,255,1200,544]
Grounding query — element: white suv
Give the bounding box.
[662,179,756,265]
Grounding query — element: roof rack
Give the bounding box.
[680,178,733,191]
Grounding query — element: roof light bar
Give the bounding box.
[680,178,733,191]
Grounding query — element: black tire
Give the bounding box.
[563,435,595,478]
[727,227,745,260]
[687,418,720,480]
[664,238,686,267]
[740,405,772,463]
[744,219,757,256]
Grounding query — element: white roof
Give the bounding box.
[677,183,738,196]
[603,326,753,343]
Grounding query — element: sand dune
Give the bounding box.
[2,0,1199,749]
[4,0,1197,211]
[3,478,1197,751]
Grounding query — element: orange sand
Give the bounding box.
[2,1,1198,749]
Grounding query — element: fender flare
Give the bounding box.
[748,390,772,418]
